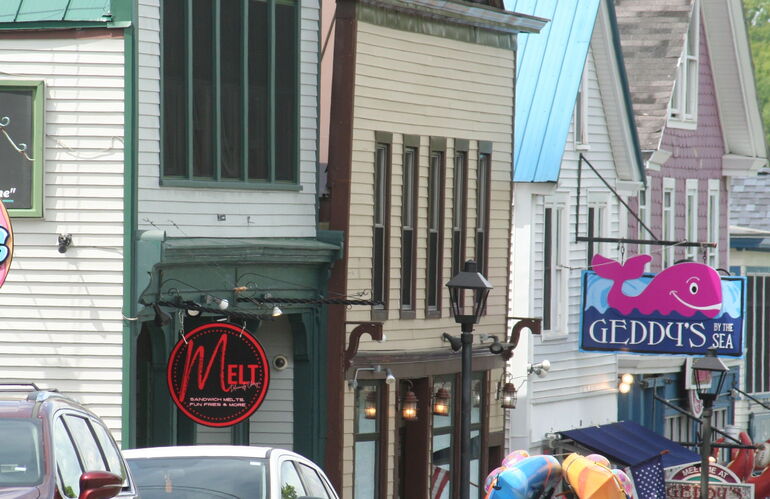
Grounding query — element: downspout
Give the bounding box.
[120,4,139,448]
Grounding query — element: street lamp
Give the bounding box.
[692,348,729,499]
[446,260,492,499]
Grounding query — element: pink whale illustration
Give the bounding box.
[591,254,723,318]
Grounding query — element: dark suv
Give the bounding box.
[0,384,137,499]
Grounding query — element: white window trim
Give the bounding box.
[542,194,570,340]
[685,179,699,261]
[662,178,676,267]
[707,178,720,268]
[588,191,610,257]
[574,68,590,150]
[668,0,700,129]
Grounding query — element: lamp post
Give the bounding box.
[692,348,728,499]
[446,260,492,499]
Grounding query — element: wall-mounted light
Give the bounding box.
[527,360,551,378]
[364,391,377,419]
[57,233,72,254]
[272,306,282,317]
[204,295,229,311]
[500,382,517,409]
[401,390,418,421]
[433,387,450,416]
[618,373,634,394]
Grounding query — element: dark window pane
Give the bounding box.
[373,227,385,304]
[162,0,187,177]
[543,208,552,331]
[220,2,244,179]
[401,229,413,307]
[275,3,297,182]
[428,232,438,308]
[248,0,269,180]
[192,0,214,178]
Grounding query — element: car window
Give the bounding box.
[297,463,333,499]
[0,418,43,486]
[90,421,128,483]
[53,417,83,498]
[63,415,107,472]
[280,461,307,499]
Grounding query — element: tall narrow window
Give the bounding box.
[543,204,566,334]
[452,145,468,281]
[663,179,676,267]
[637,179,651,255]
[587,195,607,266]
[670,0,699,125]
[426,139,445,316]
[574,68,589,148]
[354,383,382,499]
[373,142,390,314]
[162,0,298,185]
[685,180,698,260]
[476,147,491,276]
[707,179,720,268]
[401,140,419,316]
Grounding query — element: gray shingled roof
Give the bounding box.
[730,173,770,231]
[614,0,693,151]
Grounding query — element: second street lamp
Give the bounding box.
[446,260,492,499]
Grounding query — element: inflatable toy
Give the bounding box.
[562,453,625,499]
[585,454,611,468]
[484,466,507,494]
[486,455,561,499]
[611,469,633,498]
[502,450,530,468]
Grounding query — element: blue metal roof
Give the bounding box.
[507,0,600,182]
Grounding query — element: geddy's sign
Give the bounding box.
[580,254,745,356]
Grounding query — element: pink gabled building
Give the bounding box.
[614,0,766,437]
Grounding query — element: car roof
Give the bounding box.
[0,387,98,420]
[123,445,283,460]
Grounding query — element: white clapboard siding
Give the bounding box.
[520,50,624,446]
[136,0,320,238]
[341,22,514,498]
[0,36,125,441]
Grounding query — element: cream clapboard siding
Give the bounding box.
[136,0,319,238]
[341,22,514,497]
[517,51,622,448]
[0,36,125,440]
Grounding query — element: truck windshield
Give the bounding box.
[0,418,43,486]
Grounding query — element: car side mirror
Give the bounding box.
[78,470,124,499]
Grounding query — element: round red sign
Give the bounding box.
[167,322,270,427]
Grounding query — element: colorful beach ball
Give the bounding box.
[585,454,611,468]
[483,466,507,494]
[502,450,529,468]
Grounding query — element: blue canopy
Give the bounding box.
[559,420,701,468]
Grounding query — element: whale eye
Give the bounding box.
[689,282,699,295]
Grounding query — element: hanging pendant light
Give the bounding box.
[500,382,517,409]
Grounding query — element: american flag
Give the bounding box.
[630,454,665,499]
[430,466,450,499]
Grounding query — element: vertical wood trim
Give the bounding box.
[185,0,193,178]
[241,0,249,181]
[378,382,389,499]
[268,0,276,183]
[213,0,222,181]
[325,0,357,490]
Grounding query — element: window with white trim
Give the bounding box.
[587,193,608,265]
[669,0,699,126]
[707,179,720,268]
[373,142,390,313]
[574,68,589,149]
[685,179,698,261]
[662,178,676,267]
[637,179,651,255]
[543,199,568,336]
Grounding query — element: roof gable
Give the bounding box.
[510,0,601,182]
[614,0,693,151]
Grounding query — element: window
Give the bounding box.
[587,194,607,265]
[670,0,699,125]
[354,383,382,499]
[543,203,567,335]
[401,138,419,316]
[0,81,44,217]
[280,461,307,498]
[373,140,391,316]
[476,145,492,278]
[161,0,298,186]
[746,275,770,394]
[707,179,720,267]
[685,179,698,260]
[426,139,446,316]
[637,179,651,255]
[53,418,83,498]
[452,143,468,284]
[574,69,589,149]
[431,376,453,499]
[662,178,676,267]
[63,416,107,473]
[298,463,333,499]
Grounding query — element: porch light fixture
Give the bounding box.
[618,373,634,394]
[272,306,283,318]
[364,391,377,420]
[401,390,418,421]
[204,295,229,311]
[432,387,450,416]
[527,360,551,378]
[500,382,517,409]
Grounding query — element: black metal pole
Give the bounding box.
[460,325,473,499]
[701,397,714,499]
